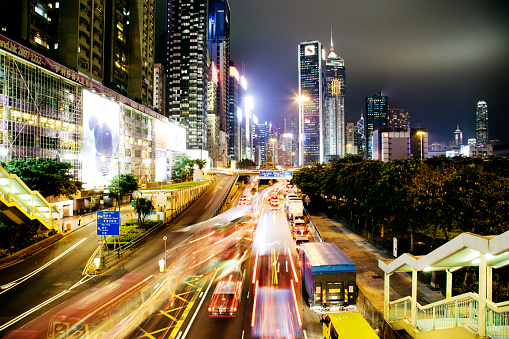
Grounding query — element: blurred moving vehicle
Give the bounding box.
[239,195,248,206]
[270,199,280,211]
[321,312,378,338]
[208,269,244,317]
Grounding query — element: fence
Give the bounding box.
[336,215,394,256]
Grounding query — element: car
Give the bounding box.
[270,200,280,211]
[292,217,306,229]
[295,237,310,253]
[239,195,247,206]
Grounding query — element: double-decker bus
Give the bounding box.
[47,273,156,339]
[208,269,244,317]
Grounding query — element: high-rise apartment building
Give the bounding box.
[207,0,230,135]
[365,93,389,158]
[298,40,325,165]
[228,63,245,161]
[346,122,357,155]
[166,0,209,151]
[476,101,488,145]
[325,34,346,160]
[258,121,268,165]
[389,108,410,131]
[127,0,155,108]
[1,0,60,60]
[207,62,220,165]
[153,63,166,114]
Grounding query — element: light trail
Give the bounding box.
[290,279,302,326]
[251,280,259,327]
[252,249,259,284]
[287,248,299,282]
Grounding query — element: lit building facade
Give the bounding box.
[389,108,410,131]
[346,122,357,155]
[207,0,230,135]
[372,128,428,162]
[0,34,185,200]
[476,100,488,145]
[325,35,346,160]
[366,93,389,158]
[166,0,209,153]
[298,40,325,165]
[206,62,220,165]
[153,63,166,114]
[454,124,463,146]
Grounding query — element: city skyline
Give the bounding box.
[227,0,509,144]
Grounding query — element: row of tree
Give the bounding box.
[291,155,509,252]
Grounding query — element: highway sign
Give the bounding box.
[97,211,120,236]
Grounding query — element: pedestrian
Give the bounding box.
[78,215,82,227]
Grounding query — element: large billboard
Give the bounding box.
[82,90,120,187]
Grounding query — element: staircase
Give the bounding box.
[389,293,509,338]
[0,164,60,231]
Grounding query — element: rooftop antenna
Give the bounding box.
[330,27,334,52]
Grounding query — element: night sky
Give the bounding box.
[227,0,509,144]
[157,0,509,144]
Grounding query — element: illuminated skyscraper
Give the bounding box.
[476,101,488,145]
[389,108,410,131]
[325,32,346,160]
[298,40,325,165]
[207,0,230,135]
[166,0,209,151]
[454,124,463,146]
[365,93,389,158]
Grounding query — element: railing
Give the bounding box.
[211,174,239,218]
[389,292,509,338]
[336,215,394,255]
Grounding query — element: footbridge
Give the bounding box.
[379,231,509,338]
[0,164,60,231]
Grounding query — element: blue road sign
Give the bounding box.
[97,211,120,235]
[282,171,293,178]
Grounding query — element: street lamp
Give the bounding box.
[296,95,309,167]
[101,156,121,211]
[416,131,425,160]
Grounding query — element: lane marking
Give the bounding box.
[0,238,88,294]
[0,275,94,332]
[181,269,218,339]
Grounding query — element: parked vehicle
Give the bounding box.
[321,312,378,339]
[300,242,357,312]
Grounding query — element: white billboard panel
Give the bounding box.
[82,90,120,187]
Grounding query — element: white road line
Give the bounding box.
[181,269,219,339]
[203,198,213,210]
[303,329,308,339]
[0,275,95,332]
[0,238,87,294]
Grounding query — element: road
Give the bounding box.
[0,174,237,337]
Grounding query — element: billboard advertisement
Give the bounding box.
[82,90,120,187]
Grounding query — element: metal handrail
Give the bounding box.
[389,292,509,337]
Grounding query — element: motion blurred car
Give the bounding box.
[270,200,280,211]
[239,195,247,206]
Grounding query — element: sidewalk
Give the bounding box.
[309,213,444,314]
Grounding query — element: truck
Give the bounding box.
[300,242,357,312]
[287,199,304,219]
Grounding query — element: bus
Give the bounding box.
[208,269,244,317]
[321,312,379,339]
[47,273,156,339]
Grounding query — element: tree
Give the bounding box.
[237,158,256,169]
[108,173,139,203]
[193,159,207,170]
[133,197,154,229]
[0,158,83,198]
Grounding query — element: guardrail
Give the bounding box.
[389,292,509,338]
[210,174,239,218]
[305,208,323,242]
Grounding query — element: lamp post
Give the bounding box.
[296,96,309,167]
[416,131,425,160]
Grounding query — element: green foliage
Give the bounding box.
[108,173,139,200]
[173,156,206,179]
[292,155,509,250]
[0,158,83,198]
[133,197,154,228]
[0,220,56,258]
[238,158,256,169]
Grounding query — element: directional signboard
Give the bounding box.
[282,171,293,178]
[97,211,120,235]
[260,170,291,178]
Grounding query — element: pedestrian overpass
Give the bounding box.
[379,231,509,338]
[0,164,60,231]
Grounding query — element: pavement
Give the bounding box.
[308,212,444,314]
